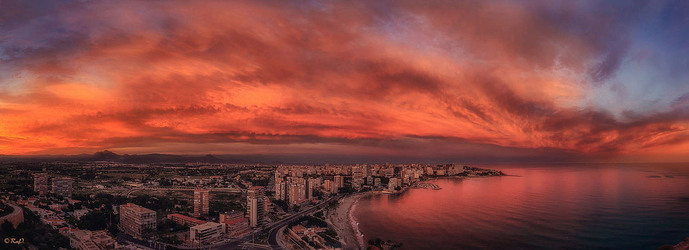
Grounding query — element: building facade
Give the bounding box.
[52,176,73,198]
[190,222,225,245]
[288,182,301,205]
[324,179,339,194]
[33,173,49,196]
[274,177,284,200]
[275,179,288,201]
[69,230,100,250]
[334,175,344,190]
[219,212,249,238]
[307,178,320,199]
[388,177,401,191]
[167,213,205,227]
[119,203,157,239]
[193,189,210,218]
[247,186,265,228]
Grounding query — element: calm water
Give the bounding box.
[353,163,689,249]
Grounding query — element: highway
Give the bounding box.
[120,187,241,198]
[116,195,341,250]
[214,195,341,250]
[265,195,341,249]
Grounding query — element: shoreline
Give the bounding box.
[328,192,376,249]
[329,179,460,249]
[331,174,507,249]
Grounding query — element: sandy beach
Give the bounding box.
[327,192,375,250]
[326,181,453,249]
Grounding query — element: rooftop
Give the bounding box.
[191,222,224,231]
[222,217,247,226]
[120,203,155,213]
[167,213,206,225]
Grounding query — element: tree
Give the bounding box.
[78,210,111,230]
[272,200,289,212]
[108,223,119,236]
[8,208,71,249]
[157,219,188,234]
[1,220,16,235]
[209,200,244,218]
[313,189,323,199]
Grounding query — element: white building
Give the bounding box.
[247,187,265,227]
[190,222,225,245]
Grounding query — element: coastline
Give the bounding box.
[328,192,375,250]
[330,174,507,249]
[329,179,462,250]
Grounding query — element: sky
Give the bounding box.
[1,0,689,163]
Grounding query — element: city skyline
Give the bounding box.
[1,1,688,249]
[2,1,689,163]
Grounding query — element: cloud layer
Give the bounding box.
[1,0,689,162]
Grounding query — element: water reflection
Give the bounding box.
[353,163,689,249]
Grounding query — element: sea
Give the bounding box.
[352,163,689,249]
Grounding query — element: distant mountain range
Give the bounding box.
[0,150,256,164]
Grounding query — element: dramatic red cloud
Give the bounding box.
[1,0,688,161]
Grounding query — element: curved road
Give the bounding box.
[117,195,341,250]
[265,195,341,249]
[0,203,23,228]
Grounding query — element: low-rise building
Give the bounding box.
[219,212,249,238]
[70,230,100,250]
[167,213,206,227]
[69,230,116,250]
[91,230,116,249]
[190,222,225,245]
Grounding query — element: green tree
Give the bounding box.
[78,210,112,230]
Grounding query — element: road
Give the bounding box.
[117,195,341,250]
[121,187,241,198]
[265,195,340,249]
[215,195,341,250]
[0,203,24,228]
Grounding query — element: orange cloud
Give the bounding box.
[1,0,688,162]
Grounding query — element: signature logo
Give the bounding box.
[3,238,24,244]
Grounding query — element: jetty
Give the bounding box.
[412,182,442,190]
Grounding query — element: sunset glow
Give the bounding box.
[1,1,689,162]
